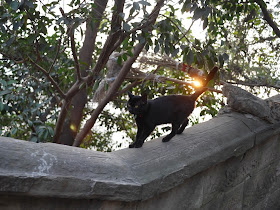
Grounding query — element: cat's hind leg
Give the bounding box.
[177,118,189,134]
[162,123,180,142]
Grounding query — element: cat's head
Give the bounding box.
[127,92,148,115]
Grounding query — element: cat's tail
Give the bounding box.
[191,66,218,101]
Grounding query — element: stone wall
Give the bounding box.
[1,93,280,209]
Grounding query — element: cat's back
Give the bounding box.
[151,94,192,104]
[148,94,195,111]
[146,94,195,124]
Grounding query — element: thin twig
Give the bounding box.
[115,80,143,97]
[29,57,66,98]
[48,38,62,73]
[70,28,82,81]
[174,19,195,46]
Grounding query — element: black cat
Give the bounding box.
[127,66,218,148]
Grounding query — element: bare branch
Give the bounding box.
[125,69,222,94]
[48,38,62,73]
[29,57,66,98]
[254,0,280,38]
[115,80,143,97]
[70,28,82,81]
[59,7,82,81]
[162,14,195,46]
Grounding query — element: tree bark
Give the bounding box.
[58,0,108,145]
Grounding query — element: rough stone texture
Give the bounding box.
[222,83,280,123]
[1,87,280,209]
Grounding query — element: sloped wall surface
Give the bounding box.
[1,89,280,210]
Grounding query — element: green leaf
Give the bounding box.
[0,79,7,86]
[10,1,20,11]
[139,36,146,44]
[133,2,140,11]
[186,49,194,65]
[0,102,4,111]
[25,0,34,8]
[43,129,49,139]
[164,45,170,55]
[6,36,16,46]
[222,53,229,61]
[30,136,38,142]
[171,48,179,57]
[7,80,17,85]
[79,82,86,90]
[154,43,160,54]
[27,120,33,127]
[123,22,131,31]
[0,90,12,96]
[138,0,151,6]
[203,18,208,30]
[11,128,18,135]
[117,56,122,65]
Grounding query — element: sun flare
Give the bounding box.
[193,80,202,87]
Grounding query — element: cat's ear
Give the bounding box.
[141,93,147,102]
[128,91,133,99]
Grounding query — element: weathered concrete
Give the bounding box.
[1,86,280,209]
[222,83,280,123]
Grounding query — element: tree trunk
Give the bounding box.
[59,0,108,145]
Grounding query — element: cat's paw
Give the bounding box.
[129,143,136,148]
[162,136,171,142]
[176,129,184,134]
[135,142,143,148]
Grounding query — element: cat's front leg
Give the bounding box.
[134,125,155,148]
[129,123,144,148]
[129,142,136,148]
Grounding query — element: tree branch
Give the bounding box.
[115,80,143,97]
[85,0,125,85]
[52,98,71,143]
[29,57,66,98]
[125,69,222,94]
[48,38,62,73]
[254,0,280,38]
[73,0,166,147]
[70,28,82,81]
